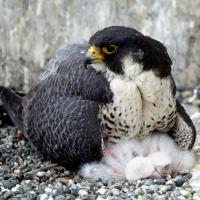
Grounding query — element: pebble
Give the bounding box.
[78,189,88,199]
[36,171,46,177]
[176,196,186,200]
[182,90,193,98]
[137,195,149,200]
[70,188,78,196]
[45,187,52,194]
[26,191,37,200]
[146,188,154,194]
[39,194,48,200]
[148,185,159,192]
[1,180,17,190]
[144,179,154,186]
[159,186,167,194]
[153,179,166,185]
[97,188,107,195]
[52,188,64,196]
[175,176,185,187]
[3,191,12,199]
[11,184,22,193]
[54,195,65,200]
[180,189,191,198]
[64,194,76,200]
[0,125,196,200]
[111,188,120,196]
[134,188,144,196]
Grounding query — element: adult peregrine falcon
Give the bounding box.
[84,26,196,149]
[0,26,196,170]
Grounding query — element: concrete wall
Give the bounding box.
[0,0,200,91]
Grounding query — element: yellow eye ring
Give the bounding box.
[102,45,118,55]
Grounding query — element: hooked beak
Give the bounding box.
[84,46,104,67]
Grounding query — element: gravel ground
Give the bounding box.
[0,88,199,200]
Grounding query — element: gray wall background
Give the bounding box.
[0,0,200,91]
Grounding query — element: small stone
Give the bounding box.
[67,179,74,186]
[166,184,175,191]
[144,179,154,186]
[3,191,12,199]
[65,194,76,200]
[137,195,148,200]
[182,90,192,98]
[24,180,31,184]
[97,188,107,195]
[26,191,37,200]
[11,184,22,193]
[111,188,120,196]
[64,187,71,194]
[14,169,20,174]
[78,189,88,199]
[52,188,64,196]
[70,188,78,196]
[55,195,65,200]
[175,176,185,187]
[97,198,106,200]
[39,194,48,200]
[153,179,166,185]
[56,177,69,185]
[159,186,167,194]
[1,180,14,190]
[145,188,154,194]
[166,180,175,185]
[36,171,46,177]
[46,170,52,177]
[45,187,52,194]
[0,166,9,173]
[134,188,144,196]
[123,187,129,193]
[47,196,54,200]
[177,196,186,200]
[182,173,192,181]
[180,189,191,198]
[149,185,159,192]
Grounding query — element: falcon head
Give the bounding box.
[85,26,172,79]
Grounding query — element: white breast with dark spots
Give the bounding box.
[137,71,177,136]
[101,70,177,143]
[100,78,143,143]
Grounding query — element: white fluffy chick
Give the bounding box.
[103,140,144,174]
[141,134,195,175]
[79,162,122,181]
[125,151,172,181]
[125,156,154,181]
[80,134,195,181]
[80,140,143,181]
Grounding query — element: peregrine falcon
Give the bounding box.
[84,26,196,149]
[0,26,196,171]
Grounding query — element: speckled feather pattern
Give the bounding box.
[99,64,177,144]
[22,44,113,170]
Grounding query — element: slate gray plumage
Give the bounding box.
[0,44,113,170]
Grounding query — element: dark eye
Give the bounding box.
[102,45,118,55]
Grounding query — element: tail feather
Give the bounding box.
[0,86,24,130]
